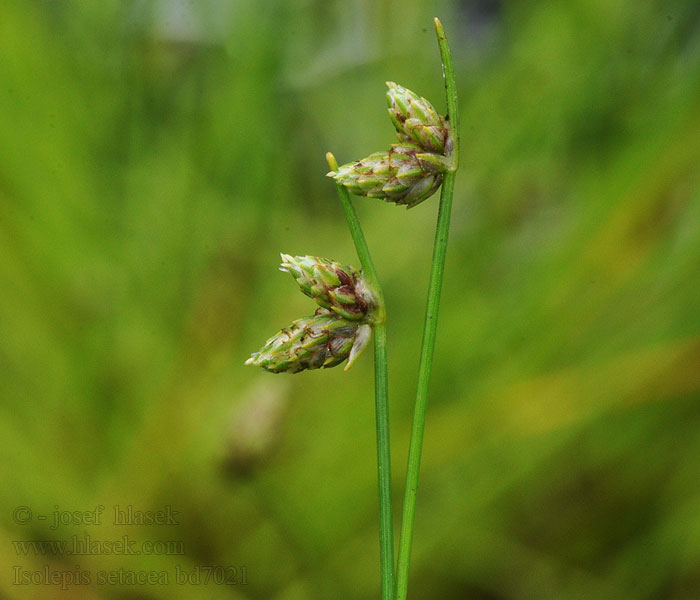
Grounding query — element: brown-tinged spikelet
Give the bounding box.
[245,309,372,373]
[327,143,444,208]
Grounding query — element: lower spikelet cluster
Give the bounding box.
[245,255,376,374]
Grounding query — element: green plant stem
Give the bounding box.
[394,17,459,600]
[327,152,394,600]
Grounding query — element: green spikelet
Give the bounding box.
[386,81,450,155]
[327,143,444,208]
[279,254,374,320]
[245,309,372,373]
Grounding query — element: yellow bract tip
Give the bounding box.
[326,152,339,171]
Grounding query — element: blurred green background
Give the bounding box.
[2,0,700,598]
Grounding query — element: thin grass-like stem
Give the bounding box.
[394,17,460,600]
[327,152,394,600]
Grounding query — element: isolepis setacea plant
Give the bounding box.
[246,18,459,600]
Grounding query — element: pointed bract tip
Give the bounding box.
[434,17,445,38]
[344,324,372,371]
[326,152,339,171]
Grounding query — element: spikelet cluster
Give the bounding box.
[327,82,452,208]
[245,256,376,373]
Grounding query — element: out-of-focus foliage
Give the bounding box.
[1,0,700,598]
